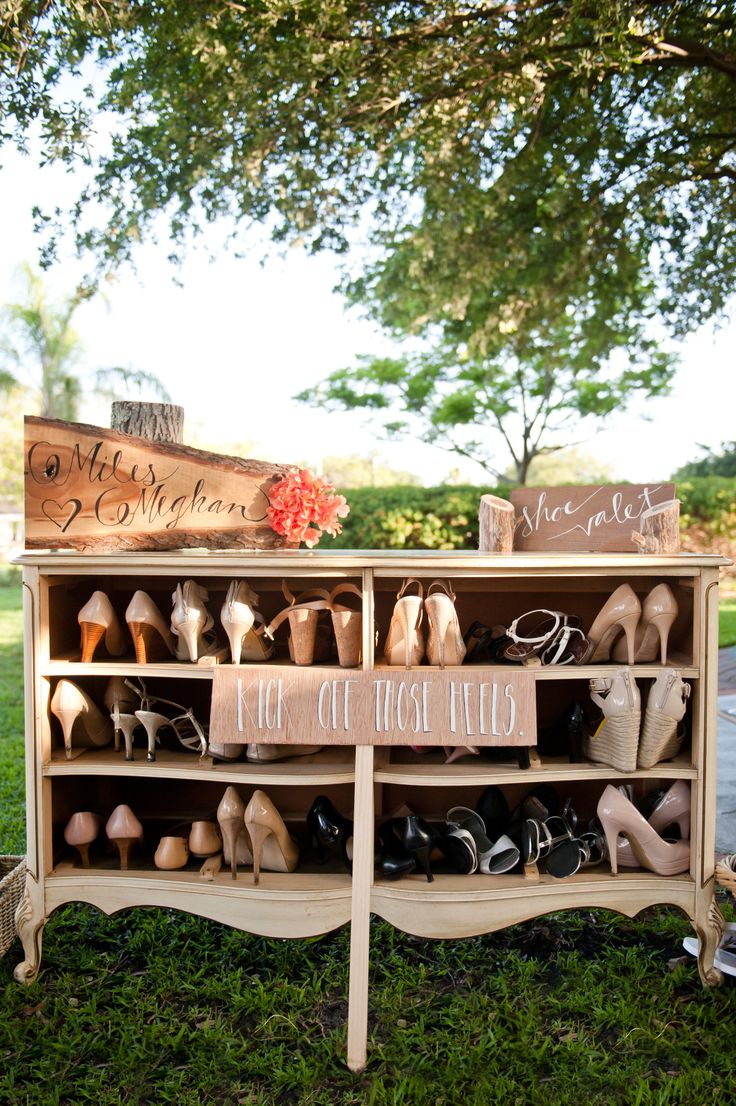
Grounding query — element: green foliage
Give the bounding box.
[675,442,736,479]
[2,563,736,1104]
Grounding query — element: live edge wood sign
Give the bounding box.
[23,417,292,552]
[210,666,537,747]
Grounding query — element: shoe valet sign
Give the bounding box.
[209,666,536,747]
[23,416,294,551]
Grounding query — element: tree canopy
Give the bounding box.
[2,2,734,477]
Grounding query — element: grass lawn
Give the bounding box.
[1,579,736,1104]
[720,598,736,648]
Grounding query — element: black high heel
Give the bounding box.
[306,795,353,870]
[375,820,417,880]
[399,813,435,882]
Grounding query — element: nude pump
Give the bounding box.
[125,590,175,663]
[612,583,678,665]
[425,579,466,668]
[78,591,126,662]
[50,680,113,759]
[105,804,143,870]
[616,780,690,868]
[216,786,251,879]
[63,812,102,867]
[244,789,299,885]
[579,584,641,665]
[596,784,690,876]
[384,578,425,668]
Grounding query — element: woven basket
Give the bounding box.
[716,854,736,900]
[0,855,25,959]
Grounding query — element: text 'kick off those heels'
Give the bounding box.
[77,591,126,662]
[596,784,690,876]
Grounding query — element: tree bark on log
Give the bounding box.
[110,401,184,443]
[631,499,680,554]
[479,494,515,553]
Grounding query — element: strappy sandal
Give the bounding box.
[503,609,588,665]
[463,621,516,665]
[329,583,363,668]
[265,582,331,666]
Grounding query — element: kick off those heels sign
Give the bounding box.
[210,666,537,747]
[23,417,293,551]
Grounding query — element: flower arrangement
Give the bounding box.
[267,468,350,548]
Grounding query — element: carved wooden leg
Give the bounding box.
[13,875,46,985]
[692,892,726,987]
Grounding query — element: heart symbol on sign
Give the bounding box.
[41,498,82,533]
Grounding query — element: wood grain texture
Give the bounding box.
[631,499,681,554]
[110,401,184,443]
[511,483,677,552]
[209,665,536,747]
[478,494,515,553]
[24,416,294,551]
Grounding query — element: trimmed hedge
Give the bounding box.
[331,478,736,551]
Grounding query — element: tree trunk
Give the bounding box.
[110,401,184,443]
[631,499,681,554]
[478,494,515,552]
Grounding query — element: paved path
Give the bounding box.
[717,646,736,853]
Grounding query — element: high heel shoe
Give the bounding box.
[328,584,363,668]
[116,713,142,761]
[596,784,690,876]
[77,592,126,662]
[307,795,353,869]
[50,680,113,759]
[579,584,641,665]
[188,821,223,858]
[125,591,175,663]
[265,583,331,666]
[584,669,641,773]
[220,580,274,663]
[63,811,102,867]
[397,812,435,882]
[384,578,425,668]
[616,780,691,868]
[425,580,466,668]
[171,581,215,662]
[244,789,299,885]
[216,786,251,880]
[375,821,417,880]
[122,678,209,760]
[154,835,190,870]
[103,676,137,753]
[637,669,690,768]
[105,804,143,870]
[246,743,324,762]
[612,583,678,664]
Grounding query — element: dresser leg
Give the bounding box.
[692,890,726,987]
[13,875,46,985]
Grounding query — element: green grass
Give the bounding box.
[1,580,736,1104]
[720,598,736,648]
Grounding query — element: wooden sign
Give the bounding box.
[510,483,677,553]
[23,416,293,552]
[209,666,536,747]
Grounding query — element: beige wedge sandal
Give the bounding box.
[329,583,363,668]
[265,582,331,666]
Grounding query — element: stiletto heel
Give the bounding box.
[78,591,126,662]
[243,789,299,885]
[596,784,690,876]
[328,584,363,668]
[265,583,331,666]
[637,669,690,768]
[116,713,141,761]
[613,584,678,664]
[104,676,137,753]
[50,680,113,759]
[133,710,168,762]
[171,581,215,662]
[125,591,175,663]
[105,804,143,870]
[63,812,102,867]
[584,669,640,773]
[616,780,691,868]
[216,786,250,880]
[399,813,435,882]
[425,580,465,668]
[384,578,424,668]
[579,584,641,664]
[220,580,273,664]
[307,795,353,869]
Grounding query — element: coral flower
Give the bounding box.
[267,468,349,548]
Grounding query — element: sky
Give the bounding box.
[1,134,734,487]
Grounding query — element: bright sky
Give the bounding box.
[1,135,734,486]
